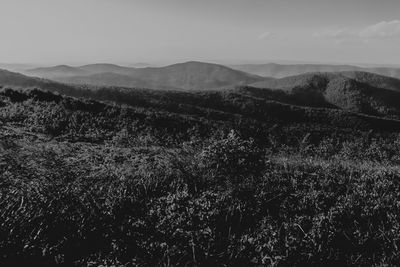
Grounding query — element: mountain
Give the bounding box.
[130,62,153,68]
[55,72,180,90]
[0,69,61,88]
[25,61,264,90]
[231,63,400,80]
[248,71,400,118]
[78,64,134,75]
[0,63,40,72]
[24,61,400,91]
[250,71,400,92]
[127,61,264,90]
[6,66,400,120]
[4,67,400,136]
[0,69,83,96]
[0,69,45,87]
[25,65,89,78]
[340,71,400,92]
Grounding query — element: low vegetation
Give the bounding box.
[2,87,400,266]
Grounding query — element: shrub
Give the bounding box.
[199,130,266,185]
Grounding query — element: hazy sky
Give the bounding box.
[1,0,400,65]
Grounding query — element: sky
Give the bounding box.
[0,0,400,66]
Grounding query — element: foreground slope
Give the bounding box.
[3,87,400,266]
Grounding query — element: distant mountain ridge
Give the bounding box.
[27,65,90,77]
[23,61,400,91]
[25,61,264,90]
[230,63,400,80]
[0,69,77,91]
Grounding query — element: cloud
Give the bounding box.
[315,20,400,41]
[257,31,278,40]
[359,20,400,39]
[313,28,354,39]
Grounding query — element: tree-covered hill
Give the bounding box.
[250,72,400,118]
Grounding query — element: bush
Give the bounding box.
[199,130,266,185]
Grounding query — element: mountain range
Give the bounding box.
[230,63,400,80]
[3,62,400,123]
[24,61,264,90]
[22,61,400,92]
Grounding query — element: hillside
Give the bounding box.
[54,72,181,90]
[25,61,264,90]
[4,68,400,120]
[3,79,400,133]
[341,71,400,92]
[4,86,400,266]
[25,65,89,78]
[231,62,400,79]
[0,69,87,96]
[0,69,75,91]
[78,63,134,75]
[249,71,400,118]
